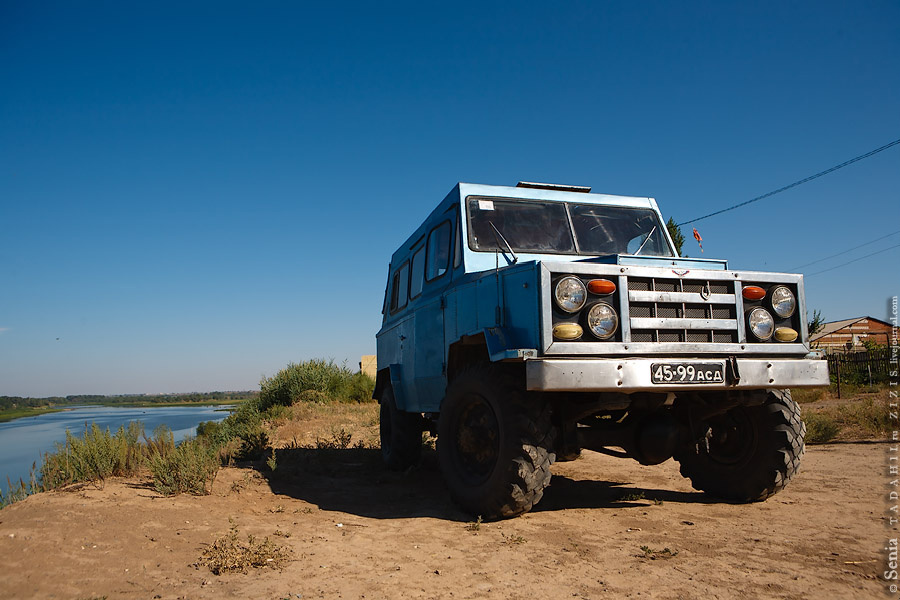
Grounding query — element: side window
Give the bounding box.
[453,211,462,269]
[426,220,452,281]
[389,261,409,313]
[409,246,425,298]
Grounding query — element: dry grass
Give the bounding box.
[791,387,827,404]
[198,521,289,575]
[801,384,892,443]
[639,545,679,560]
[266,402,380,450]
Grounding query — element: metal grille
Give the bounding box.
[626,277,739,345]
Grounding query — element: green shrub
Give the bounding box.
[148,438,219,496]
[263,404,289,421]
[145,424,175,461]
[40,422,146,489]
[196,420,221,438]
[236,430,269,461]
[192,401,271,465]
[804,413,840,444]
[345,371,376,403]
[257,360,376,410]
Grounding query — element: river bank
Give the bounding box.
[0,404,235,495]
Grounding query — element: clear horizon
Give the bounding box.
[2,2,898,397]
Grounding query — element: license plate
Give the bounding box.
[651,362,724,384]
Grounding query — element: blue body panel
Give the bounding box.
[376,182,690,412]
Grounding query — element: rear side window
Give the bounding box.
[409,247,425,298]
[389,261,409,313]
[426,220,452,281]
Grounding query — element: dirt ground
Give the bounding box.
[0,436,891,600]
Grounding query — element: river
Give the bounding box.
[0,404,232,495]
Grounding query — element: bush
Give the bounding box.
[40,422,147,489]
[346,371,376,403]
[196,420,221,438]
[148,438,219,496]
[804,413,840,444]
[236,430,269,461]
[258,360,375,410]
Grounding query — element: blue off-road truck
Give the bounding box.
[375,181,828,519]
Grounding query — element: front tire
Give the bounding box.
[437,364,556,519]
[676,389,805,502]
[380,385,422,471]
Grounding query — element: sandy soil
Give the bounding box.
[0,439,890,600]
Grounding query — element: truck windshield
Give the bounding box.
[467,197,673,257]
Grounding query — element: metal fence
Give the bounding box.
[826,348,892,390]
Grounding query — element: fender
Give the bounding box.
[373,364,409,411]
[483,327,538,362]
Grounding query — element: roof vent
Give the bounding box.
[516,181,591,193]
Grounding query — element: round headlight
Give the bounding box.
[587,302,618,339]
[748,307,775,341]
[770,286,796,318]
[555,276,587,313]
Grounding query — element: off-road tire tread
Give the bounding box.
[380,386,422,471]
[439,363,556,519]
[677,389,805,502]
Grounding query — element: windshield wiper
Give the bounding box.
[634,225,657,255]
[488,221,518,264]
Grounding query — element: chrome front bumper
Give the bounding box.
[525,357,829,392]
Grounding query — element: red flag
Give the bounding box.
[692,228,703,253]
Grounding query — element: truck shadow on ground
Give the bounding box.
[261,447,706,521]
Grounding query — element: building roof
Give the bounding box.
[810,316,893,341]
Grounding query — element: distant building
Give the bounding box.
[810,316,892,352]
[359,355,377,377]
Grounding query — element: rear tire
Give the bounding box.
[676,389,805,502]
[380,385,422,471]
[438,363,556,519]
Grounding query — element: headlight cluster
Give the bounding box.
[742,284,798,342]
[553,276,618,340]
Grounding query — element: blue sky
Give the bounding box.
[1,1,898,397]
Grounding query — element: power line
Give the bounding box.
[678,137,900,226]
[806,243,900,276]
[790,230,900,271]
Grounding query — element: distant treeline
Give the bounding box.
[0,391,258,412]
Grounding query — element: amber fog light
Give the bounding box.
[742,286,766,301]
[774,327,798,342]
[553,322,583,340]
[587,279,616,295]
